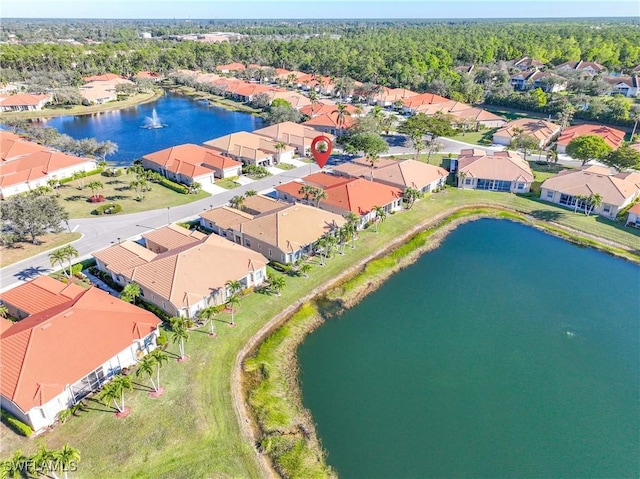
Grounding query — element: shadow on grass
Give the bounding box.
[106,179,126,185]
[131,380,154,392]
[114,186,132,192]
[595,215,640,236]
[529,209,565,221]
[81,397,116,414]
[106,195,130,201]
[64,195,87,202]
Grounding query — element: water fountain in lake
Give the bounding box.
[142,109,166,129]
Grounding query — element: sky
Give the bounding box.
[1,0,638,20]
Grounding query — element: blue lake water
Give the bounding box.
[36,92,264,165]
[298,219,640,479]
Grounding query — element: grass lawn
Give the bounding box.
[0,92,159,120]
[55,172,209,218]
[529,161,573,195]
[215,178,241,189]
[1,188,638,478]
[390,153,457,169]
[448,128,498,145]
[274,162,296,170]
[169,86,261,114]
[0,232,82,268]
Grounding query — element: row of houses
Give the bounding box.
[0,131,97,199]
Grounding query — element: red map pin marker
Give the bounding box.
[311,135,333,169]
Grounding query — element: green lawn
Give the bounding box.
[389,153,457,168]
[55,172,210,218]
[1,188,638,478]
[215,177,241,189]
[274,162,296,170]
[448,128,498,145]
[0,232,82,268]
[529,161,573,195]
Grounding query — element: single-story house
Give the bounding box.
[142,224,207,253]
[0,94,52,112]
[133,71,161,82]
[333,158,449,194]
[94,234,268,318]
[241,194,289,215]
[510,70,567,93]
[300,102,358,119]
[203,131,295,167]
[269,91,312,109]
[302,112,355,137]
[275,174,403,227]
[603,76,640,98]
[556,124,626,154]
[233,203,347,263]
[0,133,97,199]
[401,93,449,115]
[141,143,242,185]
[254,122,335,157]
[82,73,128,83]
[232,83,278,103]
[216,62,246,73]
[200,206,255,238]
[540,165,640,219]
[456,150,534,193]
[371,87,419,107]
[79,81,118,104]
[625,202,640,227]
[0,276,161,432]
[493,118,561,148]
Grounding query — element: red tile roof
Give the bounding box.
[0,276,84,316]
[321,178,403,215]
[300,102,358,118]
[0,94,51,108]
[0,285,160,412]
[302,112,356,130]
[0,149,95,188]
[82,73,125,82]
[557,124,626,150]
[142,143,241,179]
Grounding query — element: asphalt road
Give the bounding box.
[0,136,585,292]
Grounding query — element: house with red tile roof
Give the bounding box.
[203,131,296,167]
[269,91,312,109]
[254,122,335,156]
[133,71,161,82]
[0,94,52,112]
[625,202,640,227]
[141,143,242,186]
[456,149,534,193]
[82,73,126,82]
[0,278,161,431]
[371,87,419,107]
[231,83,279,103]
[300,102,358,118]
[401,93,449,114]
[0,132,97,199]
[556,124,626,153]
[142,224,207,254]
[275,174,403,227]
[94,234,268,318]
[541,165,640,218]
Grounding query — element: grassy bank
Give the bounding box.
[0,91,160,120]
[1,189,638,478]
[168,86,262,114]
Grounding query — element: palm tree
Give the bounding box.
[315,236,328,266]
[49,248,70,279]
[60,244,78,278]
[0,304,8,319]
[373,206,387,233]
[273,141,288,164]
[29,443,57,479]
[299,263,312,278]
[230,194,245,211]
[87,180,104,197]
[226,294,240,326]
[245,189,258,197]
[226,279,243,298]
[170,317,191,360]
[269,275,286,296]
[332,103,352,131]
[2,450,27,479]
[346,213,360,248]
[188,181,202,194]
[148,348,168,392]
[630,108,640,143]
[136,355,159,392]
[99,375,132,413]
[426,140,443,164]
[313,187,327,208]
[586,193,602,216]
[366,152,379,180]
[324,234,338,259]
[299,184,316,203]
[404,187,422,209]
[199,305,224,337]
[120,282,140,304]
[53,444,80,479]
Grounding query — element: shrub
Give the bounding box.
[137,299,171,323]
[159,177,189,194]
[93,203,122,215]
[102,168,123,177]
[269,261,293,274]
[89,194,105,203]
[1,410,33,437]
[156,328,169,348]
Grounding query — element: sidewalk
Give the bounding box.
[84,270,122,297]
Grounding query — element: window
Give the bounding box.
[162,301,166,311]
[268,248,272,257]
[603,204,611,213]
[464,178,472,185]
[546,191,553,199]
[517,183,525,190]
[281,254,285,262]
[245,239,251,247]
[139,289,144,297]
[258,244,262,250]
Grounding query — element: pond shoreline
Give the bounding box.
[235,205,640,478]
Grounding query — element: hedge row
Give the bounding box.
[158,177,189,194]
[1,409,33,437]
[59,167,104,184]
[93,203,122,215]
